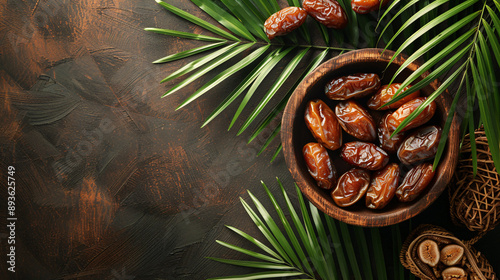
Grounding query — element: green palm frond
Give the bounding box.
[380,0,500,171]
[146,0,356,161]
[207,178,407,280]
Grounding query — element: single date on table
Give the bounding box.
[7,165,16,273]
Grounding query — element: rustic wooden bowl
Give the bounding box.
[281,48,460,227]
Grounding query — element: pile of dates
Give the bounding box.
[303,73,442,210]
[264,0,389,39]
[415,238,469,280]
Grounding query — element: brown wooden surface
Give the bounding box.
[282,49,460,227]
[0,0,498,279]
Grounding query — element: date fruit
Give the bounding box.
[335,100,377,141]
[398,126,442,165]
[351,0,389,14]
[378,112,405,153]
[303,0,348,29]
[264,7,308,39]
[332,168,370,207]
[341,141,389,170]
[367,83,420,110]
[396,162,435,202]
[366,163,399,209]
[325,73,381,100]
[305,99,342,150]
[303,143,337,189]
[386,97,436,132]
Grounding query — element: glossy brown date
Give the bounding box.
[332,168,370,207]
[325,73,381,100]
[398,126,442,165]
[396,163,435,202]
[377,112,405,153]
[367,84,421,110]
[264,7,308,39]
[335,100,376,141]
[386,97,436,132]
[303,143,337,189]
[305,99,342,151]
[351,0,389,14]
[366,163,400,209]
[341,141,389,170]
[303,0,348,29]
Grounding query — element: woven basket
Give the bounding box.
[400,224,496,280]
[449,127,500,233]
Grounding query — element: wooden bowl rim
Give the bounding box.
[281,48,460,227]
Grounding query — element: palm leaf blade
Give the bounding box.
[226,225,283,261]
[433,73,463,169]
[207,271,305,280]
[371,228,387,279]
[257,124,281,156]
[309,203,337,279]
[391,63,465,136]
[177,45,269,109]
[385,0,449,50]
[384,38,472,109]
[238,48,309,135]
[324,216,351,280]
[240,197,294,266]
[389,12,479,83]
[153,41,227,64]
[248,49,329,144]
[229,47,293,130]
[161,43,239,83]
[201,49,281,128]
[261,181,314,275]
[270,144,282,163]
[155,0,239,41]
[338,222,363,280]
[388,0,478,74]
[207,258,294,270]
[190,0,255,41]
[219,0,270,42]
[163,43,253,97]
[353,227,373,280]
[215,240,283,263]
[296,186,332,280]
[145,27,226,42]
[247,190,303,270]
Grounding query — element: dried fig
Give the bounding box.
[418,239,440,267]
[442,267,467,280]
[440,245,464,266]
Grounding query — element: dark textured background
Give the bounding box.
[0,0,498,279]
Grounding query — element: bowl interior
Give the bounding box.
[282,49,459,227]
